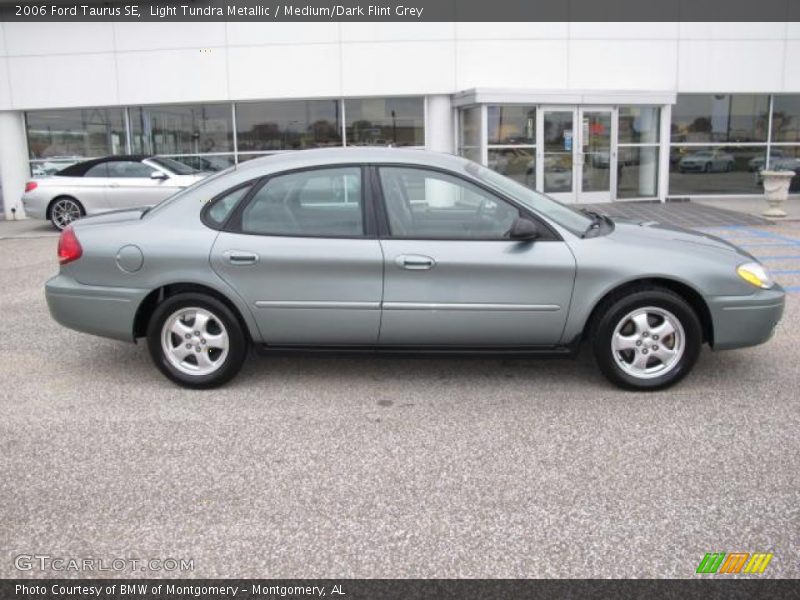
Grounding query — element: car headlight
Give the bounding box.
[737,262,774,289]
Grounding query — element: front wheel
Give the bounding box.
[592,288,702,390]
[147,293,247,389]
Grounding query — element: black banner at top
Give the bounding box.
[0,0,799,22]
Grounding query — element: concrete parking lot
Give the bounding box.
[1,219,799,578]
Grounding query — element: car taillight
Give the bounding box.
[57,226,83,265]
[25,181,37,193]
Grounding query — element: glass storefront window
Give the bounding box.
[167,154,236,172]
[130,104,233,156]
[345,97,424,146]
[669,145,765,195]
[459,107,482,166]
[618,106,659,145]
[671,94,769,144]
[487,105,535,145]
[26,108,127,164]
[771,95,800,143]
[236,100,341,152]
[617,146,659,198]
[487,148,536,188]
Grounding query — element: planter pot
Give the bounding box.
[760,170,795,218]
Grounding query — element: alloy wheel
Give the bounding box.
[161,307,230,376]
[611,306,686,380]
[51,199,82,229]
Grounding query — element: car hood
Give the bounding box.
[607,217,753,259]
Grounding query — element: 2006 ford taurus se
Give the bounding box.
[45,148,785,390]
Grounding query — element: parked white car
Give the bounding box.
[22,155,209,229]
[678,149,735,173]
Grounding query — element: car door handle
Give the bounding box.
[109,183,120,188]
[395,254,435,270]
[224,250,259,266]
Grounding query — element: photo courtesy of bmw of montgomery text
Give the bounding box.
[44,148,784,390]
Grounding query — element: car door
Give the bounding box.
[72,162,111,212]
[210,165,384,345]
[375,165,576,346]
[104,160,180,208]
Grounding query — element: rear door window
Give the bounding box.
[239,167,363,237]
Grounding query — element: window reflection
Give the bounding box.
[26,108,127,163]
[671,94,769,143]
[131,104,233,155]
[618,106,660,144]
[345,97,424,146]
[771,95,800,143]
[236,100,341,151]
[487,105,535,145]
[487,148,535,188]
[459,107,481,149]
[669,146,766,195]
[617,147,659,198]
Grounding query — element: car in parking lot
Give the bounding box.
[45,148,785,390]
[678,149,736,173]
[22,155,208,230]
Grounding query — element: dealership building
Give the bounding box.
[2,20,800,218]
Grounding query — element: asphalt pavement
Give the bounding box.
[1,222,798,578]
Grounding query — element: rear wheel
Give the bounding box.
[49,197,84,230]
[146,293,247,389]
[592,288,702,390]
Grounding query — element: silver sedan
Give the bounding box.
[22,155,208,230]
[45,148,785,390]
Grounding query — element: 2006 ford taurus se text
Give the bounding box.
[45,148,785,390]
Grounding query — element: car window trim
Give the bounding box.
[200,179,260,231]
[369,163,562,242]
[222,163,375,240]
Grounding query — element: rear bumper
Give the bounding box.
[45,274,148,342]
[708,287,785,350]
[21,193,47,219]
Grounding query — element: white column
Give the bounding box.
[0,111,30,219]
[425,95,454,154]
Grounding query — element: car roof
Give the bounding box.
[233,148,470,176]
[56,155,152,177]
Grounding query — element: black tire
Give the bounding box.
[591,287,702,391]
[49,196,84,230]
[146,293,247,389]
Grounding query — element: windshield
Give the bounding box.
[143,166,236,218]
[149,156,202,175]
[466,163,593,235]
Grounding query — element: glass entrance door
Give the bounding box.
[539,109,576,203]
[578,108,614,203]
[537,106,616,203]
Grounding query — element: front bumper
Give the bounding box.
[46,274,149,342]
[708,287,785,350]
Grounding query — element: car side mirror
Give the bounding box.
[150,171,169,180]
[508,217,539,240]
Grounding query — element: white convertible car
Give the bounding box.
[22,155,208,229]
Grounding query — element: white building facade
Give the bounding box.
[3,21,800,218]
